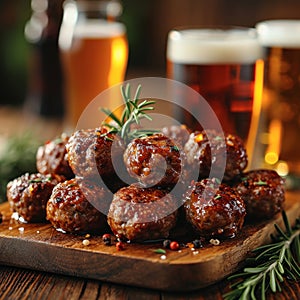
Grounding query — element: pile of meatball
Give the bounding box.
[6,124,285,242]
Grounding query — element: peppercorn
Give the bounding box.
[192,239,203,249]
[162,239,171,249]
[102,233,112,246]
[169,241,180,251]
[116,241,125,251]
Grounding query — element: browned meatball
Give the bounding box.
[36,133,74,179]
[123,134,182,188]
[107,184,178,241]
[66,127,128,192]
[235,169,285,219]
[184,130,248,181]
[46,178,111,234]
[161,124,191,149]
[184,178,246,238]
[7,173,65,223]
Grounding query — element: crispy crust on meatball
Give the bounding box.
[184,178,246,238]
[184,130,248,181]
[124,134,182,188]
[107,184,178,241]
[7,173,65,223]
[235,169,285,219]
[36,133,74,179]
[66,127,127,192]
[161,124,191,149]
[46,178,111,234]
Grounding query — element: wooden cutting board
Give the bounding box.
[0,192,299,292]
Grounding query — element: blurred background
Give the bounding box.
[2,0,300,108]
[1,0,300,201]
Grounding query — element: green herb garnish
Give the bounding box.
[153,248,166,254]
[254,180,268,186]
[101,84,158,143]
[223,211,300,300]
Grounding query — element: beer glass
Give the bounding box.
[166,27,264,164]
[59,0,128,130]
[255,20,300,187]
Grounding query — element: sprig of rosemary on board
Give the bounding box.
[101,84,158,143]
[223,211,300,300]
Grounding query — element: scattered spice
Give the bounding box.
[170,241,180,251]
[116,241,125,251]
[82,239,90,246]
[153,248,166,254]
[210,238,220,246]
[162,239,171,249]
[192,239,203,249]
[85,233,91,238]
[0,212,2,224]
[102,233,112,246]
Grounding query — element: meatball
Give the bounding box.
[107,184,178,241]
[235,169,285,219]
[184,178,246,238]
[46,178,111,234]
[36,133,74,179]
[7,173,65,223]
[66,127,128,192]
[184,130,248,181]
[161,124,191,149]
[124,133,182,188]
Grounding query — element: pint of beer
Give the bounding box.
[255,20,300,185]
[166,27,264,160]
[59,0,128,130]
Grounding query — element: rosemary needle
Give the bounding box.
[223,211,300,300]
[101,84,158,143]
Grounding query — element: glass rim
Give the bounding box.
[168,25,258,41]
[256,19,300,47]
[64,0,122,17]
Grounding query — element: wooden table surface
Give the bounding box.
[0,264,299,300]
[0,106,299,299]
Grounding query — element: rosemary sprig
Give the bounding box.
[223,211,300,300]
[101,84,158,143]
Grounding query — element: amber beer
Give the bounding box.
[59,1,128,129]
[167,28,264,146]
[255,20,300,181]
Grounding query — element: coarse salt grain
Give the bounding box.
[210,238,220,246]
[8,227,13,230]
[18,227,24,233]
[160,255,167,260]
[36,230,40,234]
[82,239,90,246]
[193,251,199,255]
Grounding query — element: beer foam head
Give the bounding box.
[74,20,126,38]
[256,20,300,48]
[167,28,263,64]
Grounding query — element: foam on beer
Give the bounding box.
[167,29,263,64]
[256,20,300,48]
[74,20,126,39]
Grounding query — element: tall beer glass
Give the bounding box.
[255,20,300,187]
[166,27,264,164]
[59,0,128,130]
